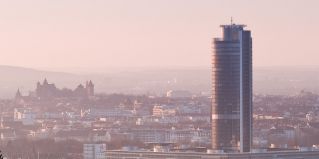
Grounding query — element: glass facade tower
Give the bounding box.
[211,23,252,152]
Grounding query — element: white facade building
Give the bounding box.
[14,108,36,125]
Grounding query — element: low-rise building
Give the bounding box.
[83,143,106,159]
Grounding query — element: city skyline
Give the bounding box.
[0,0,318,71]
[1,1,319,158]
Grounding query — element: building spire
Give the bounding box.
[231,17,233,25]
[15,89,22,98]
[43,78,48,85]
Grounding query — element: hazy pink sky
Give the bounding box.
[0,0,318,71]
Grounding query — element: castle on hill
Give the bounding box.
[15,79,94,101]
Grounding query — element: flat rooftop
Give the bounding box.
[106,150,319,159]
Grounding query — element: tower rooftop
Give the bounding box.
[220,24,246,29]
[220,17,246,29]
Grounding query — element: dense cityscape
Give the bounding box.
[0,78,318,158]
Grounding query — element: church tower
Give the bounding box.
[86,80,94,97]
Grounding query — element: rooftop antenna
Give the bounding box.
[231,17,233,25]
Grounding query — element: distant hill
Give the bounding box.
[0,65,319,99]
[98,66,319,96]
[0,65,87,98]
[253,66,319,95]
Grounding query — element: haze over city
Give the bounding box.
[0,0,318,72]
[1,1,319,159]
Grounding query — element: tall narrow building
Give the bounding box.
[211,22,252,152]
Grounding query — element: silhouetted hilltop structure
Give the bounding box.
[36,78,58,99]
[15,79,94,101]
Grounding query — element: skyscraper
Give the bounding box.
[211,22,252,152]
